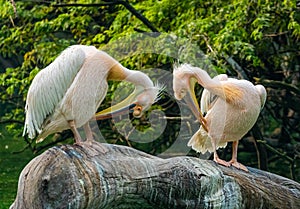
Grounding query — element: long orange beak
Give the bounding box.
[94,86,144,120]
[185,77,208,132]
[95,103,137,120]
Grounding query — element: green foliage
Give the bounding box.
[0,126,35,208]
[0,0,299,184]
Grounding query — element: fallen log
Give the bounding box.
[10,141,300,209]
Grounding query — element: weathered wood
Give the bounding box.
[10,141,300,209]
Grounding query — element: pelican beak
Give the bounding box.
[95,103,137,120]
[184,77,208,132]
[95,87,143,120]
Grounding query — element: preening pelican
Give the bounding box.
[173,64,266,172]
[23,45,160,144]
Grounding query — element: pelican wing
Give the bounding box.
[200,89,217,115]
[255,84,267,109]
[23,45,93,139]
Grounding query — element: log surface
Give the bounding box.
[10,141,300,209]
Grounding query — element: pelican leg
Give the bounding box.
[212,139,231,167]
[229,141,248,172]
[83,122,94,143]
[83,122,108,153]
[68,120,82,144]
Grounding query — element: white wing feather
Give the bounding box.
[255,84,267,109]
[23,45,94,139]
[200,89,214,115]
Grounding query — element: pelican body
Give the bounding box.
[173,64,266,171]
[23,45,160,144]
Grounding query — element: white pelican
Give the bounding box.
[173,64,266,171]
[23,45,160,144]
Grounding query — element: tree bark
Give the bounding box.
[10,141,300,209]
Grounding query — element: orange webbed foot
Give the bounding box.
[229,160,249,172]
[214,157,231,167]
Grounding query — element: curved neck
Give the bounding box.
[108,64,153,89]
[190,67,244,104]
[191,67,215,89]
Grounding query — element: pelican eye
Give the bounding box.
[133,105,143,117]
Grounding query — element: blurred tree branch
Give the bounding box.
[52,0,159,32]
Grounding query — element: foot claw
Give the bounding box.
[229,160,249,172]
[74,141,83,146]
[86,138,94,146]
[214,158,231,167]
[74,138,83,145]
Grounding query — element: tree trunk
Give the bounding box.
[10,141,300,209]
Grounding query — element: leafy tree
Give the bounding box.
[0,0,299,181]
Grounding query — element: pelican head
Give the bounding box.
[173,64,200,119]
[132,86,161,117]
[95,85,161,120]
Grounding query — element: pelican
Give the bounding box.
[173,64,266,171]
[23,45,160,145]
